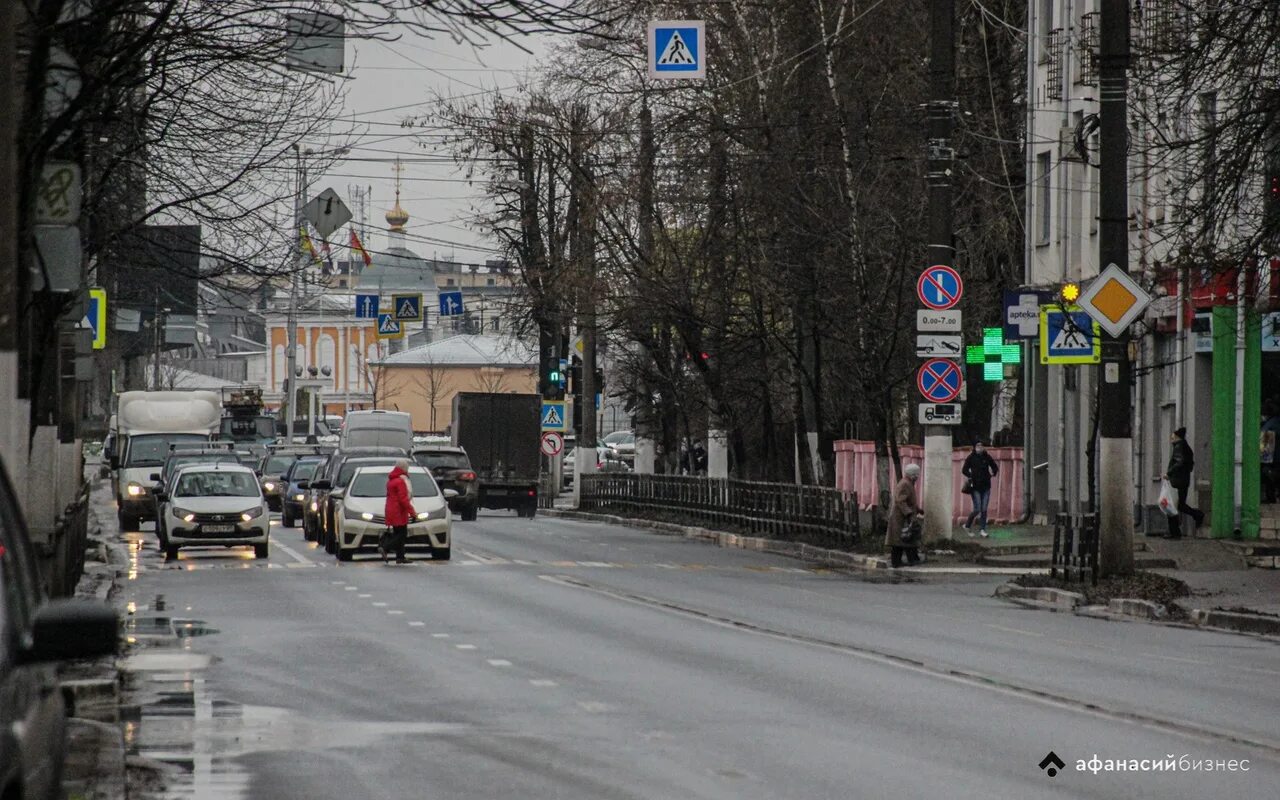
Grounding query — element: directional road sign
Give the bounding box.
[917,309,962,332]
[540,401,568,432]
[647,21,705,80]
[1003,289,1050,339]
[376,312,404,340]
[354,293,379,319]
[438,290,464,317]
[1039,305,1101,364]
[917,358,964,403]
[1077,263,1152,338]
[392,293,422,321]
[540,431,564,457]
[85,287,106,349]
[916,334,962,358]
[301,188,352,238]
[917,265,963,311]
[918,403,962,425]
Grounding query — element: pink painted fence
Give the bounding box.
[833,440,1024,526]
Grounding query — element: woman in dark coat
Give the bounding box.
[961,440,999,537]
[885,463,922,567]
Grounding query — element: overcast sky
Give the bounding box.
[309,25,550,265]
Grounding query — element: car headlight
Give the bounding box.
[263,482,276,492]
[417,506,446,521]
[172,507,195,523]
[294,493,306,501]
[240,507,264,522]
[310,501,318,512]
[344,507,380,522]
[127,482,144,496]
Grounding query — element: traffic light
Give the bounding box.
[542,355,564,400]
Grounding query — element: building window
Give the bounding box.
[1078,12,1099,85]
[1046,29,1065,101]
[486,277,495,287]
[446,279,455,287]
[1037,152,1052,245]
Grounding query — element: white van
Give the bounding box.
[339,410,413,452]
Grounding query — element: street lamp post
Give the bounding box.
[285,144,310,442]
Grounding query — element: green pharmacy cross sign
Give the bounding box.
[966,327,1020,381]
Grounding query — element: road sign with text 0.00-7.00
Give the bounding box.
[917,265,963,311]
[917,358,964,403]
[917,309,962,332]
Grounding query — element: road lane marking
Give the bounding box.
[529,679,557,687]
[487,659,512,667]
[387,610,404,615]
[357,593,372,598]
[344,586,358,591]
[431,633,450,638]
[455,644,477,650]
[270,536,314,565]
[985,624,1045,638]
[408,621,425,627]
[331,580,345,585]
[372,602,388,607]
[537,573,1280,757]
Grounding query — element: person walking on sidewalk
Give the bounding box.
[1164,427,1204,539]
[886,464,923,568]
[961,440,999,538]
[381,459,416,563]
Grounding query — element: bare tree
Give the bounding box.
[411,355,456,430]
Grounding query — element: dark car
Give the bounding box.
[0,456,118,800]
[301,447,406,551]
[259,444,334,511]
[412,445,479,521]
[280,455,326,528]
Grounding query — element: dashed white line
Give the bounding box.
[407,621,425,627]
[387,610,404,615]
[431,633,450,639]
[529,679,557,687]
[343,586,358,591]
[270,536,314,565]
[455,644,477,650]
[487,659,512,667]
[372,601,388,607]
[358,593,372,598]
[331,580,346,585]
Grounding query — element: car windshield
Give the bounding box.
[165,454,237,474]
[290,461,321,481]
[174,470,260,497]
[336,459,399,488]
[413,452,470,470]
[126,434,210,467]
[349,471,439,498]
[263,455,296,475]
[604,431,634,446]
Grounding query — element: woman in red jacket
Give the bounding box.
[381,459,416,563]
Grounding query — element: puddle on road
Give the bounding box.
[121,595,466,799]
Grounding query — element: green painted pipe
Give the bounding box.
[1241,308,1261,540]
[1211,306,1237,538]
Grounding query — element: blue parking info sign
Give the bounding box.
[648,21,705,80]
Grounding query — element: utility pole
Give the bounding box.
[633,96,657,475]
[285,145,307,442]
[922,0,956,541]
[1097,0,1135,575]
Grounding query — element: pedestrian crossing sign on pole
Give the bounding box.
[376,312,404,340]
[392,293,422,321]
[647,21,705,80]
[1039,304,1101,364]
[540,401,568,432]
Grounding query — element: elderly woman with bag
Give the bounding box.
[885,463,923,568]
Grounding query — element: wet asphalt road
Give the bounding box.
[112,508,1280,800]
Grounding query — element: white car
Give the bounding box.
[332,465,453,562]
[157,464,270,561]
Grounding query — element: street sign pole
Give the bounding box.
[1097,0,1134,576]
[285,150,307,442]
[922,0,956,542]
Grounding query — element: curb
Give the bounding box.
[993,583,1084,610]
[60,718,127,800]
[1188,608,1280,637]
[1108,597,1168,620]
[542,508,890,571]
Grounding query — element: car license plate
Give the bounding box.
[202,524,235,533]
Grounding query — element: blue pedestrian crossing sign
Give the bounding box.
[376,312,404,340]
[541,401,568,432]
[392,293,422,321]
[648,21,705,80]
[439,290,464,317]
[1039,305,1101,364]
[86,287,106,350]
[354,293,379,319]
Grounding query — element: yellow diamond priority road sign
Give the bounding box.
[1077,263,1152,338]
